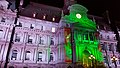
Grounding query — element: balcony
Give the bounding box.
[100,38,117,42]
[15,27,55,35]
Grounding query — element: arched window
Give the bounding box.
[50,38,54,45]
[25,51,31,60]
[89,33,94,41]
[28,35,33,44]
[49,53,53,62]
[38,52,42,61]
[39,37,44,45]
[11,50,17,60]
[15,33,20,42]
[0,30,3,39]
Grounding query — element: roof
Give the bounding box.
[19,2,62,23]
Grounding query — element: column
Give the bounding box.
[35,34,39,44]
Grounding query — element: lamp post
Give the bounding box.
[111,56,118,68]
[89,55,95,68]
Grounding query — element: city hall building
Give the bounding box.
[0,0,120,68]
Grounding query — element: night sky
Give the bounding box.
[30,0,120,21]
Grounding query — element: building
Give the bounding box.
[0,0,120,68]
[0,1,66,68]
[93,15,120,68]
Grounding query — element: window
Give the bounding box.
[50,38,54,45]
[11,50,17,60]
[1,17,6,22]
[109,43,114,51]
[49,53,53,62]
[15,34,20,42]
[23,67,28,68]
[114,36,116,40]
[84,33,88,40]
[101,43,107,51]
[25,51,31,60]
[104,56,108,64]
[0,30,3,39]
[89,33,94,41]
[52,27,55,32]
[16,22,22,27]
[9,66,14,68]
[41,26,43,30]
[39,37,44,45]
[119,57,120,64]
[109,44,112,51]
[38,52,42,61]
[28,35,32,44]
[107,36,109,40]
[100,34,102,39]
[30,24,34,29]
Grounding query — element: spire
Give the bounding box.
[64,0,76,7]
[61,10,64,17]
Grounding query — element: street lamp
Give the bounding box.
[89,55,95,68]
[111,56,118,68]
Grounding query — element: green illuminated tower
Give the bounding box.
[63,4,103,67]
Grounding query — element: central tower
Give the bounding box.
[63,4,104,68]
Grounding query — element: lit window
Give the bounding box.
[52,17,55,21]
[11,50,17,60]
[52,27,55,32]
[25,51,31,60]
[38,52,42,61]
[43,15,46,19]
[33,13,36,17]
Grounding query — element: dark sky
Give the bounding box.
[30,0,120,21]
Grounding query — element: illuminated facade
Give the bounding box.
[95,16,120,68]
[63,4,103,68]
[0,0,120,68]
[0,1,65,68]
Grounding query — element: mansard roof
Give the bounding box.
[19,2,62,23]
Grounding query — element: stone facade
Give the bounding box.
[95,16,120,68]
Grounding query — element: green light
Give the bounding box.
[64,4,104,65]
[76,14,81,19]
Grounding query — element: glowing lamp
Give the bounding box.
[43,15,46,19]
[52,17,55,21]
[89,57,91,59]
[76,14,82,19]
[33,13,36,17]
